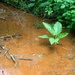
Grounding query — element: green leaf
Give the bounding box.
[28,3,35,8]
[30,0,35,1]
[49,38,59,45]
[42,22,55,36]
[39,35,50,39]
[57,32,69,39]
[40,2,49,7]
[54,0,62,2]
[67,25,72,28]
[61,4,65,9]
[54,22,62,35]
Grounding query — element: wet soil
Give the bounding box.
[0,2,75,75]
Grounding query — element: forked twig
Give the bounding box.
[0,44,32,66]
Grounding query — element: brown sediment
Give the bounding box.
[0,2,75,75]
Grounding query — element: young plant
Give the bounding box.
[39,21,69,45]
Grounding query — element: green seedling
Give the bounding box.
[39,21,69,45]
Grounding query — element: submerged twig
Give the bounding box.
[15,58,32,61]
[0,18,6,20]
[0,34,22,40]
[0,44,17,62]
[0,43,32,66]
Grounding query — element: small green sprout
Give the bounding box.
[39,21,69,45]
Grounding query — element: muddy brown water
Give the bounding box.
[0,2,75,75]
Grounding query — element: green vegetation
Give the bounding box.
[39,22,68,45]
[33,21,43,29]
[1,0,27,10]
[1,0,75,32]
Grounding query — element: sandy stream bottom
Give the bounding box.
[0,2,75,75]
